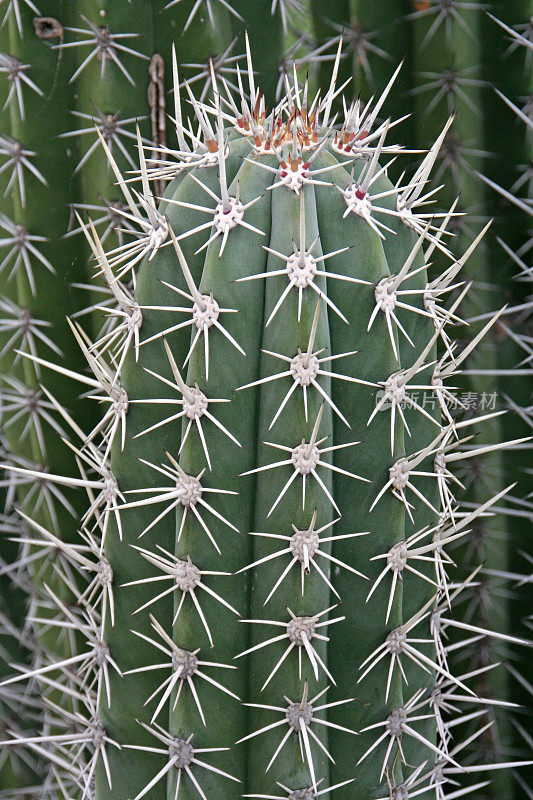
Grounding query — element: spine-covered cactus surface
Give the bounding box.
[0,19,532,800]
[306,4,533,794]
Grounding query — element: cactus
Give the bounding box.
[477,7,533,795]
[0,36,532,800]
[0,0,99,701]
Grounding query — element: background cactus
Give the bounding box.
[0,8,99,797]
[0,2,532,800]
[478,7,533,795]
